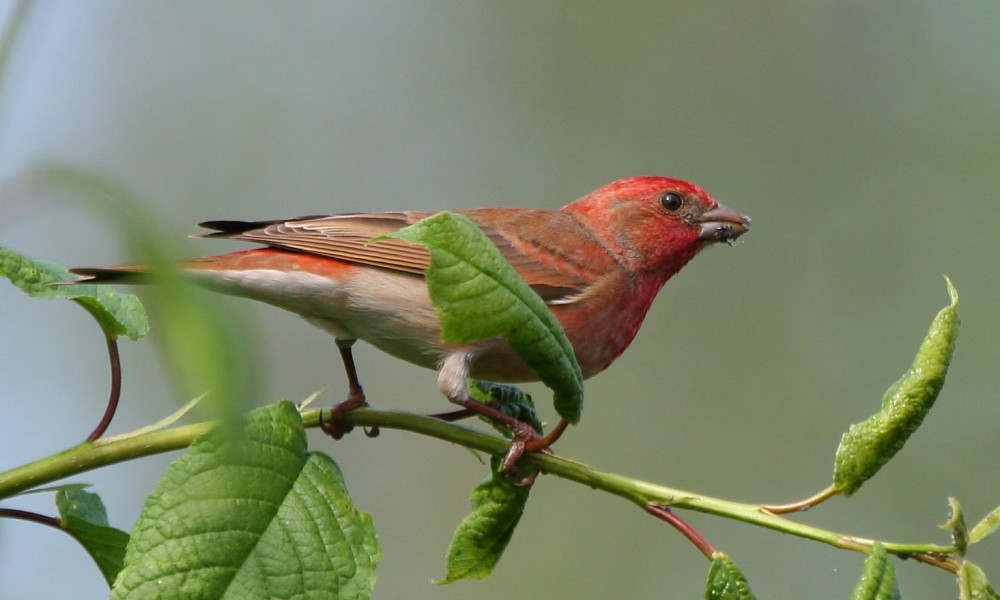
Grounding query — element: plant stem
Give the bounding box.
[0,421,211,498]
[0,405,961,572]
[0,507,63,530]
[645,503,716,558]
[320,408,961,571]
[85,335,122,442]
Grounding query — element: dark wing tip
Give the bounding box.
[67,267,143,283]
[195,216,330,239]
[195,220,266,238]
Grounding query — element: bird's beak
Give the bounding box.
[698,202,751,245]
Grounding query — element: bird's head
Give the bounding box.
[563,175,751,276]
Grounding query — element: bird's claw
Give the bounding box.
[498,421,539,472]
[320,390,379,439]
[499,419,565,483]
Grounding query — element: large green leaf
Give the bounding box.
[110,401,381,599]
[387,211,584,423]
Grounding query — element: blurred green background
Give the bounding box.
[1,2,998,598]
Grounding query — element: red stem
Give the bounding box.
[0,508,63,530]
[645,503,716,559]
[85,335,121,442]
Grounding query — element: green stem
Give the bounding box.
[311,409,961,570]
[0,421,211,498]
[0,406,960,571]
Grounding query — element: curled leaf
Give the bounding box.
[833,278,959,496]
[940,497,969,556]
[387,211,584,423]
[849,542,900,600]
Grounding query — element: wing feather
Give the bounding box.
[197,210,602,302]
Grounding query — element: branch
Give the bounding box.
[0,405,960,572]
[324,408,960,571]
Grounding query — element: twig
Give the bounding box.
[0,507,63,530]
[646,503,715,558]
[85,336,121,442]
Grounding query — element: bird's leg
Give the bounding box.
[454,400,568,474]
[437,353,565,475]
[321,339,380,439]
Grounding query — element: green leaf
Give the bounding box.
[0,246,148,340]
[970,504,1000,545]
[387,211,585,423]
[833,278,959,496]
[959,561,1000,600]
[27,164,262,424]
[55,486,112,527]
[111,401,381,600]
[55,488,130,586]
[940,496,969,555]
[144,269,261,427]
[849,542,900,600]
[468,380,543,436]
[705,552,756,600]
[436,456,531,584]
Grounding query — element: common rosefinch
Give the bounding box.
[73,176,750,468]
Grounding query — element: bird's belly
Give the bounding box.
[192,261,635,384]
[195,264,452,370]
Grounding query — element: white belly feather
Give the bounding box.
[191,267,449,370]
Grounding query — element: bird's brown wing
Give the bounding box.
[197,211,597,302]
[199,213,433,275]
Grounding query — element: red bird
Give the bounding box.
[74,176,749,468]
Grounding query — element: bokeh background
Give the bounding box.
[2,2,999,598]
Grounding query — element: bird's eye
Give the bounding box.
[659,192,683,212]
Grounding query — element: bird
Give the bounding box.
[72,176,750,471]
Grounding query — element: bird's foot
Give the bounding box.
[322,341,379,438]
[320,389,380,439]
[501,419,568,478]
[446,395,568,480]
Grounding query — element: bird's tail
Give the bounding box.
[69,265,150,284]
